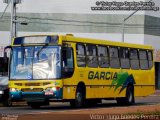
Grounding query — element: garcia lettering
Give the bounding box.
[88,71,117,80]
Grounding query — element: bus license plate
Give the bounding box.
[45,91,53,95]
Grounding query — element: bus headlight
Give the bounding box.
[51,87,60,91]
[44,88,54,95]
[44,87,55,92]
[51,87,56,91]
[10,88,19,92]
[44,87,60,93]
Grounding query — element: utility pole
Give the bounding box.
[11,0,16,40]
[3,0,21,43]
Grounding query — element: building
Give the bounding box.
[0,0,160,89]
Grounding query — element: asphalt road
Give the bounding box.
[0,95,160,116]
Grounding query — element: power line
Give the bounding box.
[16,16,160,29]
[25,21,122,28]
[2,15,160,30]
[5,15,145,27]
[17,16,121,26]
[2,15,158,27]
[22,21,160,30]
[17,16,160,28]
[0,0,10,20]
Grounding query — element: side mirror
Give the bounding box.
[3,46,12,64]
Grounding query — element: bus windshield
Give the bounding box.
[10,46,61,80]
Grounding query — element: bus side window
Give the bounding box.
[130,49,139,70]
[139,50,149,70]
[120,48,130,69]
[76,44,86,67]
[109,47,120,68]
[97,46,109,68]
[86,44,98,68]
[148,51,153,69]
[62,47,74,78]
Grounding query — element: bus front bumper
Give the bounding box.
[21,88,63,102]
[10,91,23,101]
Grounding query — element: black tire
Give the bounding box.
[2,89,12,107]
[126,86,135,105]
[70,87,85,108]
[117,85,135,105]
[2,97,12,107]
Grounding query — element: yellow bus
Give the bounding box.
[7,34,155,108]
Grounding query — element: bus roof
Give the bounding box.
[61,35,153,50]
[12,34,153,50]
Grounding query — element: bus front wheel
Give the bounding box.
[3,97,12,107]
[70,87,85,108]
[2,89,12,107]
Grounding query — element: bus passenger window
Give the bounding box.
[130,49,139,70]
[109,47,120,68]
[98,46,109,68]
[76,44,86,67]
[148,51,153,69]
[86,44,98,68]
[62,47,74,78]
[120,48,130,69]
[139,50,149,70]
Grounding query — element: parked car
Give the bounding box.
[0,76,10,106]
[0,57,11,106]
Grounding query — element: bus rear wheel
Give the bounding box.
[117,85,135,105]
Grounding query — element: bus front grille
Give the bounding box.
[21,88,43,92]
[25,83,40,86]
